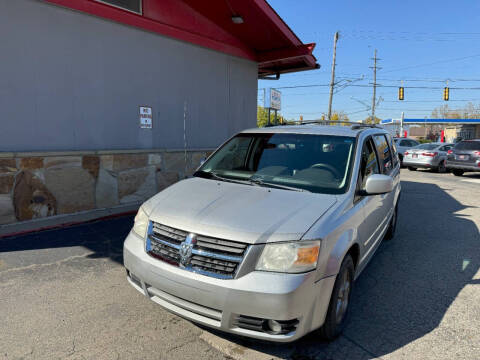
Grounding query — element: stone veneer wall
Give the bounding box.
[0,149,212,226]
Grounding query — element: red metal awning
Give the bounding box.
[181,0,319,76]
[45,0,319,76]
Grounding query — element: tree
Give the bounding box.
[431,103,480,119]
[257,106,271,127]
[319,111,350,125]
[257,106,289,127]
[364,116,381,124]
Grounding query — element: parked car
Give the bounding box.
[403,142,454,172]
[393,137,420,165]
[124,123,401,342]
[446,139,480,176]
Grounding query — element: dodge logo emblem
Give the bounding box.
[179,233,196,266]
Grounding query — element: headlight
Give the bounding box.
[132,207,149,239]
[255,240,320,273]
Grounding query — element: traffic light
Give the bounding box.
[398,87,404,100]
[443,87,449,101]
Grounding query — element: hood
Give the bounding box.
[143,177,337,244]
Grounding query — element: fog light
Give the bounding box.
[266,319,282,334]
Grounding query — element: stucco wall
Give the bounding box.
[0,0,257,152]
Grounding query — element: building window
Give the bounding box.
[96,0,142,14]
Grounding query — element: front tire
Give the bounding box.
[319,255,354,341]
[434,160,447,173]
[453,169,464,176]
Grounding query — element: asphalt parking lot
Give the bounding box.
[1,169,479,360]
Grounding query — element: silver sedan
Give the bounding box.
[403,142,454,172]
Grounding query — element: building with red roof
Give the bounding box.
[0,0,318,231]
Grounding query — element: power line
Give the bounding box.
[260,84,480,90]
[382,53,480,73]
[309,30,480,43]
[340,35,480,43]
[346,109,370,115]
[382,99,480,103]
[367,77,480,83]
[259,84,330,90]
[310,30,480,36]
[263,72,480,82]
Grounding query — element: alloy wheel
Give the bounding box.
[335,270,351,324]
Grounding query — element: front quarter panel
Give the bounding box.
[324,228,357,277]
[304,196,363,280]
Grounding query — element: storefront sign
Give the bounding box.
[265,88,281,110]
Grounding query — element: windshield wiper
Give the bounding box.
[249,177,310,192]
[194,171,309,192]
[193,170,250,185]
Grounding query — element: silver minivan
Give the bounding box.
[124,123,401,342]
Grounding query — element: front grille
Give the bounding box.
[234,315,299,335]
[147,222,248,279]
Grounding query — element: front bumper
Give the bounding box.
[123,231,336,342]
[446,161,480,172]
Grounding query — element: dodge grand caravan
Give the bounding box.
[123,123,401,342]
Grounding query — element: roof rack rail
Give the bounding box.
[350,123,382,130]
[268,120,382,130]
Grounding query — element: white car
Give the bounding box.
[393,137,420,165]
[124,122,401,342]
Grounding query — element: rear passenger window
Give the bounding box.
[373,135,393,174]
[385,134,398,168]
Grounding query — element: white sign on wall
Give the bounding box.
[265,88,281,110]
[139,106,153,129]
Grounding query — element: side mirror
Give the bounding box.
[364,174,393,195]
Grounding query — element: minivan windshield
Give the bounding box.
[196,133,356,194]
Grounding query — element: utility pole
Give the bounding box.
[370,49,380,123]
[327,32,339,121]
[400,111,404,137]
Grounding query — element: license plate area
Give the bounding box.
[456,155,469,161]
[412,154,418,158]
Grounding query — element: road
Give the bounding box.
[1,169,479,360]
